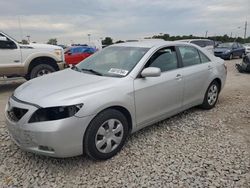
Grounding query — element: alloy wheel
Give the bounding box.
[37,69,52,77]
[207,84,218,106]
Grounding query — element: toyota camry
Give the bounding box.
[5,41,227,160]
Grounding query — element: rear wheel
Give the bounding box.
[240,52,244,58]
[229,54,233,60]
[84,109,129,160]
[29,64,56,79]
[201,81,219,110]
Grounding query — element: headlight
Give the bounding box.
[224,50,231,54]
[54,49,63,60]
[29,104,83,123]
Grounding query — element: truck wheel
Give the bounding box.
[29,64,56,79]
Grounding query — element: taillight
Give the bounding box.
[223,64,227,73]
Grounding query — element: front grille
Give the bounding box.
[8,107,28,122]
[214,52,223,56]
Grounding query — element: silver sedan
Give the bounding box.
[5,41,227,160]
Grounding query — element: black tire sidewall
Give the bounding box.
[201,81,219,110]
[84,109,129,160]
[30,64,55,79]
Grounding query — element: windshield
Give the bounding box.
[217,43,233,48]
[76,46,149,77]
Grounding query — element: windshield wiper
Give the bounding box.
[71,65,82,72]
[81,68,103,76]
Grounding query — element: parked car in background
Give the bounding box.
[65,46,96,65]
[177,39,215,54]
[0,31,65,79]
[243,43,250,54]
[214,42,245,60]
[236,53,250,73]
[5,41,227,160]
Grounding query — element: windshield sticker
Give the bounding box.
[108,68,129,76]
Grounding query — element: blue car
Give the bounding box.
[214,42,245,60]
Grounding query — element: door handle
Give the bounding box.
[14,60,20,63]
[175,74,182,80]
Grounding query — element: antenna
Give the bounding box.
[244,21,247,39]
[18,16,23,41]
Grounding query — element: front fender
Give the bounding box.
[23,52,61,72]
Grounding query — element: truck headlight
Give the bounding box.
[29,104,83,123]
[54,49,63,60]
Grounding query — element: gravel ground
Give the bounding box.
[0,59,250,187]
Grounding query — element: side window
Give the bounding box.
[191,40,206,47]
[0,36,17,49]
[232,43,237,49]
[178,46,201,67]
[198,50,210,63]
[147,46,178,72]
[205,40,215,47]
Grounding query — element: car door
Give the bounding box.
[0,34,22,76]
[134,46,184,127]
[232,43,240,56]
[177,45,211,109]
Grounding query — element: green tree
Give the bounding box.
[102,37,113,46]
[115,40,125,43]
[47,38,57,45]
[21,39,29,44]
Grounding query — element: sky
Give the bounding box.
[0,0,249,44]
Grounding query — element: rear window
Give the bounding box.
[190,40,206,47]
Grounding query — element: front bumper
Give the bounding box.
[214,52,230,59]
[57,61,68,70]
[5,96,95,158]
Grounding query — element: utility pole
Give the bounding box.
[205,30,208,38]
[87,34,91,43]
[244,21,247,39]
[26,35,30,42]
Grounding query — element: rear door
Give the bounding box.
[176,45,211,109]
[134,46,184,127]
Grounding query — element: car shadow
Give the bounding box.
[0,78,25,94]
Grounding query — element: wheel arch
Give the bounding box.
[87,105,134,135]
[27,56,59,74]
[212,78,222,93]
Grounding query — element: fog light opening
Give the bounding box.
[38,145,55,152]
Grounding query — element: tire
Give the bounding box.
[201,81,219,110]
[29,64,56,79]
[84,109,129,160]
[229,54,233,60]
[240,53,244,59]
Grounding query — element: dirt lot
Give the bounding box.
[0,59,250,187]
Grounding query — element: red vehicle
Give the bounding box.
[64,46,96,65]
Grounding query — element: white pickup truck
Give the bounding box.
[0,32,65,80]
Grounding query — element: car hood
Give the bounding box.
[14,69,119,107]
[214,47,230,53]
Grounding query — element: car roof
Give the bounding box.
[113,40,188,48]
[177,39,213,42]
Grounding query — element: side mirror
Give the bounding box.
[0,36,7,41]
[141,67,161,78]
[67,52,72,55]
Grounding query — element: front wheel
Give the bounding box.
[29,64,56,79]
[201,81,219,110]
[84,109,129,160]
[229,53,233,60]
